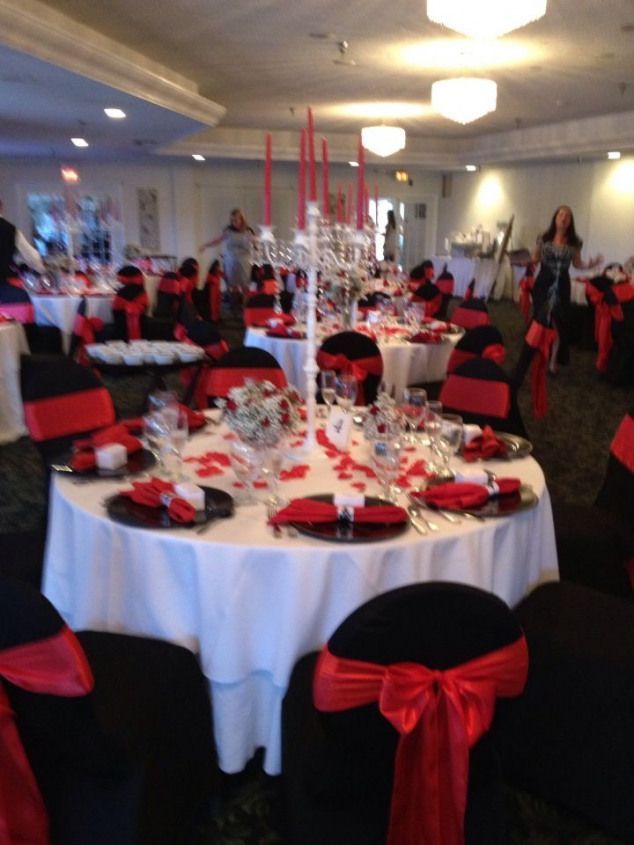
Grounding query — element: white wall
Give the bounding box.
[437,157,634,264]
[2,154,630,269]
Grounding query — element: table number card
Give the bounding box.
[326,406,353,451]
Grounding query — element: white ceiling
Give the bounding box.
[1,0,634,166]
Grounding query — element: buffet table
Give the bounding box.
[0,321,29,443]
[42,419,558,775]
[244,325,462,401]
[31,293,114,353]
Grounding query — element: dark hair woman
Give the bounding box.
[531,205,602,373]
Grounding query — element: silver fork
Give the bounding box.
[406,499,439,532]
[267,503,283,538]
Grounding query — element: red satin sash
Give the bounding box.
[610,413,634,473]
[116,272,144,286]
[207,273,222,322]
[447,349,475,374]
[518,273,534,323]
[447,344,506,375]
[112,292,148,340]
[205,366,287,398]
[0,626,94,845]
[440,375,510,418]
[313,638,528,845]
[0,303,34,323]
[316,351,383,404]
[158,278,182,295]
[525,320,557,419]
[72,312,104,345]
[586,283,634,373]
[451,308,490,330]
[24,387,115,441]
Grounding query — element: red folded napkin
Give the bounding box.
[417,478,521,510]
[71,424,143,471]
[119,477,196,523]
[462,425,508,462]
[409,330,443,344]
[268,497,407,525]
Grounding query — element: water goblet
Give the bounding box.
[425,400,443,474]
[230,440,265,505]
[370,439,402,503]
[401,387,427,443]
[143,412,170,474]
[335,373,358,413]
[261,442,286,507]
[162,407,189,481]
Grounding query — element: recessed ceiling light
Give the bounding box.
[607,151,621,160]
[192,154,206,162]
[71,137,89,147]
[349,160,359,167]
[104,108,126,119]
[465,164,478,171]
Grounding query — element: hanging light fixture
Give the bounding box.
[361,125,406,157]
[431,78,497,124]
[427,0,547,39]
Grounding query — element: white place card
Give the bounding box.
[325,406,353,452]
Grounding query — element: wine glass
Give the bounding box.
[261,442,286,507]
[401,387,427,443]
[319,370,336,417]
[370,439,402,503]
[163,407,189,481]
[334,373,357,413]
[230,440,264,505]
[143,412,170,473]
[425,400,443,474]
[436,414,464,470]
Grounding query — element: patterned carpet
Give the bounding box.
[0,298,630,844]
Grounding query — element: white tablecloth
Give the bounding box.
[42,423,558,775]
[31,294,114,353]
[431,257,500,299]
[0,322,29,444]
[244,327,461,401]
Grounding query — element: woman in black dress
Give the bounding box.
[531,205,601,373]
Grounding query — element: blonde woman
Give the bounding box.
[200,208,255,309]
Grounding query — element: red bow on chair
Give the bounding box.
[314,638,528,845]
[316,351,383,404]
[112,292,148,340]
[586,282,634,374]
[0,626,94,845]
[525,319,557,418]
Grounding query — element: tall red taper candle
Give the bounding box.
[347,183,353,225]
[321,137,329,220]
[307,108,317,202]
[374,182,379,224]
[297,129,306,230]
[264,132,272,226]
[336,185,343,224]
[356,136,365,230]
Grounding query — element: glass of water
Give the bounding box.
[335,373,358,413]
[319,370,337,416]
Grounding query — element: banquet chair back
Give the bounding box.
[594,408,634,519]
[175,309,229,408]
[243,292,278,327]
[447,325,506,374]
[0,574,219,845]
[436,264,455,297]
[21,357,116,465]
[204,345,287,404]
[112,265,149,341]
[316,330,383,405]
[154,271,182,319]
[69,297,108,364]
[282,582,527,845]
[451,298,491,330]
[410,282,442,318]
[439,358,527,437]
[0,285,63,355]
[606,298,634,386]
[493,581,634,843]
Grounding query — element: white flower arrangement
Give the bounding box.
[219,380,303,447]
[363,392,402,440]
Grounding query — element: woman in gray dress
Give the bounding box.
[200,208,255,311]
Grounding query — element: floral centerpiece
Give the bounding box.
[363,392,402,440]
[219,380,303,448]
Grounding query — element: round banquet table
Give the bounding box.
[31,293,114,353]
[42,419,558,775]
[244,326,462,401]
[0,321,29,443]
